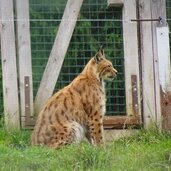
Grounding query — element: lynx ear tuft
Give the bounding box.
[99,45,104,56]
[94,46,105,63]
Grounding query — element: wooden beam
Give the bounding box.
[107,0,124,7]
[139,0,167,129]
[156,26,171,92]
[156,26,171,130]
[19,115,141,129]
[103,116,140,129]
[161,91,171,130]
[139,0,156,128]
[35,0,83,113]
[108,0,141,120]
[0,0,20,129]
[122,0,141,117]
[151,0,167,129]
[15,0,34,128]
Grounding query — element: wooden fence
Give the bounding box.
[0,0,171,130]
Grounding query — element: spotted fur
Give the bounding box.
[31,48,117,148]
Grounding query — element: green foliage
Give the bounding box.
[0,128,170,171]
[0,128,30,149]
[0,116,4,128]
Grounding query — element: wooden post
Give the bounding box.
[35,0,83,113]
[156,27,171,93]
[139,0,156,128]
[104,0,141,128]
[15,0,34,127]
[122,0,141,117]
[156,26,171,130]
[108,0,141,117]
[0,0,20,129]
[151,0,167,129]
[107,0,124,7]
[139,0,168,129]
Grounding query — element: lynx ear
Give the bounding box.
[99,45,104,56]
[94,46,105,63]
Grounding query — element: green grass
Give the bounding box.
[0,128,170,171]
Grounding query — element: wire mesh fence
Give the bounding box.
[30,0,126,116]
[29,0,171,118]
[1,0,170,124]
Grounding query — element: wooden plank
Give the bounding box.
[103,116,140,129]
[156,27,171,93]
[15,0,34,127]
[35,0,83,113]
[122,0,141,117]
[24,76,31,125]
[151,0,167,128]
[139,0,156,128]
[131,75,138,115]
[156,26,171,130]
[107,0,124,7]
[0,0,20,129]
[161,91,171,130]
[19,115,140,129]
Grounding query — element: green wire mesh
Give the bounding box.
[0,0,170,124]
[30,0,126,116]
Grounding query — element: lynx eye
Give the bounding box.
[108,65,112,67]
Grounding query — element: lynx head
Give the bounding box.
[94,47,118,81]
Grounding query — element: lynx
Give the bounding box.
[31,48,117,148]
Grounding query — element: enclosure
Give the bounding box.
[0,0,171,130]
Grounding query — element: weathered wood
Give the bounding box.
[15,0,34,127]
[103,116,140,129]
[139,0,168,129]
[18,115,140,129]
[35,0,83,113]
[139,0,156,128]
[161,91,171,130]
[156,26,171,130]
[131,75,138,115]
[107,0,124,7]
[103,0,142,128]
[24,76,31,125]
[122,0,141,117]
[151,0,167,129]
[0,0,20,129]
[156,27,170,93]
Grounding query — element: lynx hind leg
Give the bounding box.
[71,121,85,143]
[47,121,85,149]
